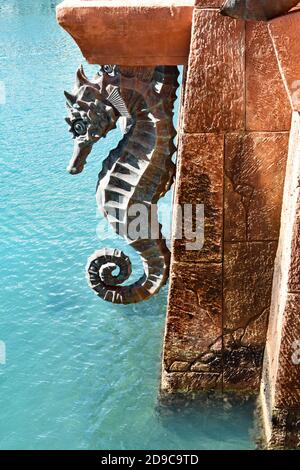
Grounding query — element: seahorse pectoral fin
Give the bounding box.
[106,85,131,118]
[67,142,92,174]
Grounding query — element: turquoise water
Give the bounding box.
[0,0,255,450]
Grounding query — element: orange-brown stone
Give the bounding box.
[162,5,292,398]
[172,132,224,263]
[225,132,289,242]
[288,206,300,292]
[246,22,291,131]
[56,0,194,65]
[195,0,224,6]
[260,112,300,448]
[268,11,300,111]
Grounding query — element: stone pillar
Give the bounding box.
[259,10,300,449]
[161,2,290,396]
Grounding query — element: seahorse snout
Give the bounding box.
[67,143,92,175]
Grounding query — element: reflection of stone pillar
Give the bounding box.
[260,112,300,449]
[161,3,290,396]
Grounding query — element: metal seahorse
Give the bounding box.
[65,65,179,304]
[221,0,299,20]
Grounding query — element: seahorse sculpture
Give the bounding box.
[65,65,179,304]
[221,0,299,20]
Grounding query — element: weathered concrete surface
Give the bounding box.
[56,0,194,65]
[260,112,300,448]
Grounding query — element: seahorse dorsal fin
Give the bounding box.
[106,86,131,118]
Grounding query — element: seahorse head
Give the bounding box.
[64,66,118,174]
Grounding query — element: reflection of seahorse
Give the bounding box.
[65,65,179,304]
[221,0,299,20]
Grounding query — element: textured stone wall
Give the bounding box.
[161,3,291,395]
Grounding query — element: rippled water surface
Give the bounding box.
[0,0,255,450]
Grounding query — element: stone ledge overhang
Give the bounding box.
[56,0,195,65]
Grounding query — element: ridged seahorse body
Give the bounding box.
[65,65,179,304]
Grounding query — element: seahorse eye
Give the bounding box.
[103,64,114,75]
[73,119,87,136]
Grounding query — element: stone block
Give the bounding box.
[56,0,194,65]
[183,9,245,132]
[161,371,221,395]
[173,132,224,263]
[195,0,224,6]
[268,11,300,111]
[246,21,291,131]
[162,261,222,390]
[169,361,190,372]
[224,241,277,335]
